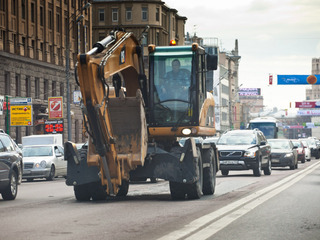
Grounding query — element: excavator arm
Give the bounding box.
[73,30,148,195]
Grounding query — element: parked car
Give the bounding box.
[299,138,311,161]
[216,129,272,177]
[0,132,23,200]
[22,145,67,181]
[291,139,305,163]
[307,137,320,159]
[268,139,298,169]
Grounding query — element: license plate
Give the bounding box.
[221,160,240,164]
[272,159,280,163]
[23,170,31,174]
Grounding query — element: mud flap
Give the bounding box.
[130,138,198,184]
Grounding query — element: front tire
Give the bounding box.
[186,148,203,200]
[202,148,217,195]
[169,181,186,200]
[1,171,18,200]
[253,158,262,177]
[74,184,91,201]
[263,158,272,175]
[46,165,55,181]
[117,180,129,197]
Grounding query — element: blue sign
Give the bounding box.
[277,75,320,85]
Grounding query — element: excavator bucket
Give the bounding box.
[108,90,148,168]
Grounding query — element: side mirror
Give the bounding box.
[207,54,218,70]
[260,141,266,146]
[56,152,62,157]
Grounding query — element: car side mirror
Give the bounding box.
[293,146,298,149]
[260,141,266,146]
[56,152,62,157]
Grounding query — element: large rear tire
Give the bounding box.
[169,181,186,200]
[74,184,91,201]
[202,147,217,195]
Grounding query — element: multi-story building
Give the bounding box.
[91,0,187,63]
[0,0,92,143]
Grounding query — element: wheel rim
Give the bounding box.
[10,174,17,196]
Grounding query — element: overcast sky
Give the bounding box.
[164,0,320,110]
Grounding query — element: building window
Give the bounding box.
[49,10,53,29]
[26,76,31,97]
[141,33,148,46]
[15,74,21,97]
[60,83,64,97]
[112,8,118,22]
[99,9,105,22]
[40,6,44,26]
[31,2,35,22]
[142,7,148,21]
[57,13,61,33]
[126,7,132,21]
[44,79,49,100]
[35,78,40,99]
[5,72,10,96]
[156,8,159,21]
[12,0,16,16]
[156,32,159,45]
[52,81,56,96]
[21,0,26,19]
[172,17,175,31]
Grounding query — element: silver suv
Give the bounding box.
[216,129,272,177]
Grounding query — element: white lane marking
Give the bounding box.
[157,161,320,240]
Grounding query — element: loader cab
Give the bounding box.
[148,44,216,137]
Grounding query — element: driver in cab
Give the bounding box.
[160,59,190,99]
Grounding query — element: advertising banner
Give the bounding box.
[10,105,33,126]
[295,101,320,108]
[277,75,320,85]
[48,97,63,119]
[297,110,320,116]
[238,88,261,96]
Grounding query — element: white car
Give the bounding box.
[22,145,67,181]
[299,139,311,161]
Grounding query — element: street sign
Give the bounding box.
[73,90,82,104]
[10,105,33,126]
[48,97,63,119]
[10,97,32,105]
[277,75,320,85]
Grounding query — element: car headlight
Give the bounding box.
[285,153,293,158]
[35,160,47,168]
[244,151,256,158]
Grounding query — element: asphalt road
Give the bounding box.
[1,159,319,240]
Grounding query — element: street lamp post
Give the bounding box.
[65,3,91,141]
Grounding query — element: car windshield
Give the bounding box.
[217,133,256,145]
[22,146,53,157]
[269,140,291,149]
[292,141,302,148]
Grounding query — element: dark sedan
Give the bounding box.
[0,132,23,200]
[268,139,298,170]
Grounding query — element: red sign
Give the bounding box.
[295,101,320,108]
[48,97,63,119]
[269,75,273,85]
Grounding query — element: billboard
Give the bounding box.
[48,97,63,119]
[10,105,33,126]
[277,75,320,85]
[297,110,320,116]
[295,101,320,108]
[238,88,261,96]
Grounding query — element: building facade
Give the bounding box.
[0,0,92,143]
[91,0,186,56]
[306,58,320,100]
